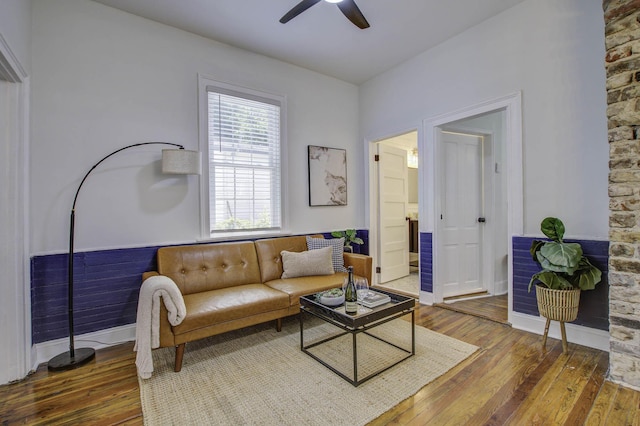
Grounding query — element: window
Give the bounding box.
[200,77,286,237]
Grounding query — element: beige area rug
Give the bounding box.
[139,315,478,426]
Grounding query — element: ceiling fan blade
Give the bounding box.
[280,0,322,24]
[337,0,370,29]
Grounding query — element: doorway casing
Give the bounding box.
[0,35,32,384]
[425,92,522,325]
[365,92,522,325]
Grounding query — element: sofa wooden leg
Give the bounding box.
[276,318,282,332]
[174,343,185,372]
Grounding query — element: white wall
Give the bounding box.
[30,0,362,255]
[360,0,608,239]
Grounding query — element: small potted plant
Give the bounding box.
[528,217,602,352]
[331,229,364,253]
[316,288,345,306]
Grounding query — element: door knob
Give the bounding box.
[478,217,486,223]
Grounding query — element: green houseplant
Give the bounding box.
[331,229,364,252]
[528,217,602,353]
[528,217,602,292]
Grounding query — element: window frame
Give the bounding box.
[198,74,288,240]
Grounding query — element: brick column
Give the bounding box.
[604,0,640,389]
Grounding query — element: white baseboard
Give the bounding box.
[494,280,508,295]
[395,292,609,352]
[30,310,610,372]
[419,291,434,305]
[510,312,610,352]
[33,324,136,371]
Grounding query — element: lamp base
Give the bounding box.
[47,347,96,371]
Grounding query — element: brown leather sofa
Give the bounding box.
[142,235,372,372]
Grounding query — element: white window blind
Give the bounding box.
[207,86,282,234]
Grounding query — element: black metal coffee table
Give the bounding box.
[299,288,415,387]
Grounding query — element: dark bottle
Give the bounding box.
[344,266,358,314]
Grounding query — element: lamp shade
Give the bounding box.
[162,149,201,175]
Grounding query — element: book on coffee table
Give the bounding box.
[359,290,392,308]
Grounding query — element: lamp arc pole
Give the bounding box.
[48,142,187,371]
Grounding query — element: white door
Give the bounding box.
[378,143,410,283]
[439,131,485,297]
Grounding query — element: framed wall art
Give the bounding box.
[308,145,347,206]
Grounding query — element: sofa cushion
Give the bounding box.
[172,284,290,336]
[266,273,349,306]
[281,246,334,278]
[306,236,348,272]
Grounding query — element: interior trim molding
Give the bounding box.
[420,291,434,306]
[0,78,31,385]
[423,92,523,321]
[511,311,610,353]
[0,32,27,83]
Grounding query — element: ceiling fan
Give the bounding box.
[280,0,370,29]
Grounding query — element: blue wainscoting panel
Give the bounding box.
[31,246,160,344]
[358,229,369,255]
[420,233,433,293]
[512,236,609,331]
[31,230,370,344]
[320,229,369,255]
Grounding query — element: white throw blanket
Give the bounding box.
[134,275,186,379]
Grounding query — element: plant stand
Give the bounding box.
[535,286,580,353]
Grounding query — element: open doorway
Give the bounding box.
[371,131,420,297]
[366,93,522,324]
[425,91,524,324]
[431,111,509,322]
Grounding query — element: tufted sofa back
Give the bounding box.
[156,241,262,295]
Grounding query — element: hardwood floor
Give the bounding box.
[2,304,638,425]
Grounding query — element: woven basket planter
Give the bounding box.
[535,285,581,322]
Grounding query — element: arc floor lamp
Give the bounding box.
[48,142,200,371]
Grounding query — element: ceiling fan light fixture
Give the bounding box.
[280,0,369,29]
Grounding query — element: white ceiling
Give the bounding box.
[92,0,526,85]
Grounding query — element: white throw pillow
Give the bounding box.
[281,246,334,278]
[306,236,348,272]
